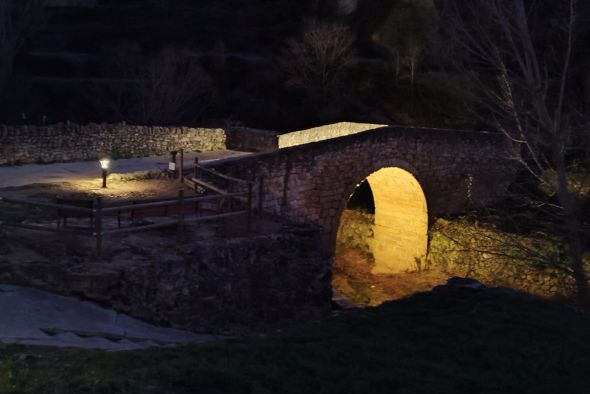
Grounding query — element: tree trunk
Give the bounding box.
[555,151,589,306]
[569,236,589,306]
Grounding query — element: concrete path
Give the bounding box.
[0,284,214,350]
[0,150,250,188]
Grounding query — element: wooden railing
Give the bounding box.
[0,151,263,256]
[0,187,253,256]
[184,157,258,228]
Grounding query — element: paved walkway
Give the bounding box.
[0,284,214,350]
[0,150,250,188]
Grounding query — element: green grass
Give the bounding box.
[1,288,590,393]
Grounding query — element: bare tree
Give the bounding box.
[0,0,45,97]
[441,0,590,304]
[281,19,357,99]
[379,0,436,87]
[95,44,214,126]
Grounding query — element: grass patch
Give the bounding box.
[1,288,590,393]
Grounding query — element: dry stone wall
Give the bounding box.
[0,222,330,334]
[428,218,590,299]
[0,123,226,165]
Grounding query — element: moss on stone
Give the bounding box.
[428,218,589,299]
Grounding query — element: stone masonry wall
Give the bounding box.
[0,222,330,334]
[225,123,387,152]
[428,218,590,299]
[225,127,279,152]
[0,123,226,165]
[211,126,518,253]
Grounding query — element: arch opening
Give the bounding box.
[366,167,428,273]
[333,167,442,306]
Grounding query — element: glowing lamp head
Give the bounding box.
[99,158,110,170]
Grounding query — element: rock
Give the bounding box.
[446,277,486,290]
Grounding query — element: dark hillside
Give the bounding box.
[7,1,311,127]
[6,0,587,129]
[6,0,460,130]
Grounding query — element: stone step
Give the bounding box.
[0,284,214,351]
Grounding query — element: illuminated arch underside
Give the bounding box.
[365,167,428,274]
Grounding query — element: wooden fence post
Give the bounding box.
[258,176,264,218]
[95,197,102,256]
[247,182,253,230]
[178,189,185,242]
[170,151,178,179]
[179,149,184,183]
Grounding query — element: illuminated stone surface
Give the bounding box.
[366,167,428,273]
[278,122,386,149]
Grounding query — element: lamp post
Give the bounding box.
[99,158,110,188]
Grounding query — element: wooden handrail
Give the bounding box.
[184,192,247,204]
[183,177,197,190]
[100,192,247,214]
[0,196,94,213]
[0,221,94,236]
[1,193,247,216]
[104,219,179,235]
[183,210,247,224]
[195,164,253,185]
[101,198,180,214]
[1,181,254,255]
[191,178,227,195]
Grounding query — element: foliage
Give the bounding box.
[0,0,45,99]
[2,289,590,393]
[405,71,476,127]
[378,0,437,85]
[280,19,357,100]
[439,0,590,304]
[428,217,589,299]
[92,44,215,126]
[539,164,590,200]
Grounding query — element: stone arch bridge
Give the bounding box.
[210,126,516,273]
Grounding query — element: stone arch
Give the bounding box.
[337,166,429,274]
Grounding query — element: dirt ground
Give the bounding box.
[332,246,449,307]
[0,176,280,257]
[0,177,197,222]
[0,176,189,203]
